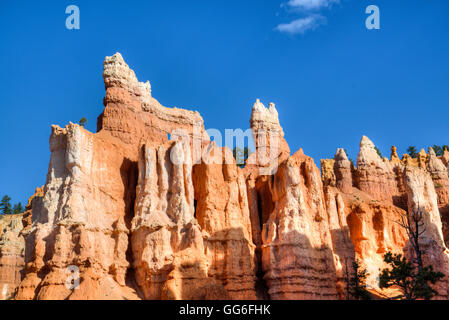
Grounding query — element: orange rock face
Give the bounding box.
[15,124,142,300]
[0,214,25,300]
[354,136,407,208]
[15,53,212,300]
[322,136,449,297]
[192,145,257,299]
[427,148,449,244]
[261,150,342,299]
[14,53,256,300]
[0,187,43,300]
[8,53,449,300]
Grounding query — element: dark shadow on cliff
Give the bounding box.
[392,195,408,211]
[205,227,263,300]
[160,227,259,300]
[120,157,144,299]
[261,228,346,300]
[330,225,356,280]
[160,258,230,300]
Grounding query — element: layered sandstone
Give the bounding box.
[15,52,212,299]
[354,136,406,208]
[321,159,336,187]
[0,214,25,300]
[16,123,141,300]
[7,52,449,300]
[247,99,290,175]
[193,144,257,299]
[261,150,342,299]
[403,166,449,298]
[100,53,207,155]
[131,141,228,299]
[0,187,43,300]
[15,53,257,300]
[340,189,408,289]
[334,149,353,194]
[321,136,449,296]
[427,148,449,244]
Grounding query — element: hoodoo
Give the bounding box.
[1,53,449,300]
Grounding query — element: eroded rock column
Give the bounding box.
[132,140,228,300]
[193,144,257,299]
[261,150,340,299]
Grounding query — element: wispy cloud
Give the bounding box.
[276,0,339,35]
[285,0,339,11]
[275,15,325,34]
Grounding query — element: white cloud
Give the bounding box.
[275,15,325,34]
[285,0,339,10]
[275,0,338,35]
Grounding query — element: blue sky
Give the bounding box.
[1,0,448,204]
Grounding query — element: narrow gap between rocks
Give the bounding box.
[120,158,143,298]
[255,190,270,299]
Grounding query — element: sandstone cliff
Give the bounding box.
[3,53,449,300]
[0,213,25,300]
[321,137,449,297]
[15,53,256,300]
[0,187,43,300]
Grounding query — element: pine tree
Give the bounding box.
[0,195,13,215]
[379,206,445,299]
[432,145,443,156]
[347,260,371,300]
[79,117,87,127]
[344,149,354,164]
[374,146,383,158]
[13,202,24,214]
[379,252,444,300]
[232,147,252,168]
[407,146,418,158]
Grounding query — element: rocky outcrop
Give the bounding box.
[22,187,44,233]
[340,189,408,289]
[0,214,25,300]
[323,186,355,298]
[426,148,449,244]
[16,123,142,300]
[323,141,410,290]
[247,99,290,175]
[15,53,256,300]
[403,167,449,297]
[261,150,341,299]
[0,187,43,300]
[321,159,336,187]
[322,136,449,296]
[15,52,212,300]
[390,146,400,164]
[354,136,406,208]
[131,141,229,300]
[193,144,257,299]
[334,149,353,194]
[101,53,206,147]
[10,52,449,300]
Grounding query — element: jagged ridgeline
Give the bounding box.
[2,53,449,300]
